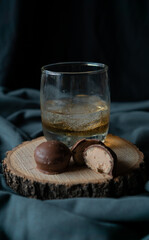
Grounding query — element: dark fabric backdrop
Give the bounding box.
[0,0,149,101]
[0,1,149,240]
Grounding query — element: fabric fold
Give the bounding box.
[0,87,149,240]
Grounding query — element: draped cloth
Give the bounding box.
[0,87,149,240]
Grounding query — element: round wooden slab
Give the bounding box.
[2,135,146,199]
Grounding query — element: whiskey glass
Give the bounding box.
[40,62,110,147]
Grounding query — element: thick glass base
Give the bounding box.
[43,127,108,147]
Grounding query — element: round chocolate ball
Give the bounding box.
[34,140,71,174]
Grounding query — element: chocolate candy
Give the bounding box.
[34,140,71,174]
[83,144,116,176]
[71,139,103,165]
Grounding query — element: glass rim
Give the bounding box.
[41,61,108,75]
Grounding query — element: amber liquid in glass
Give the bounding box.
[41,95,110,146]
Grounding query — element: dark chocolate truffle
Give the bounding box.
[34,140,71,174]
[71,139,103,165]
[83,144,116,176]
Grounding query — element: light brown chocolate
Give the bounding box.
[83,144,116,176]
[71,139,104,165]
[34,140,71,174]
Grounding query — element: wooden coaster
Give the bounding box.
[2,134,146,199]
